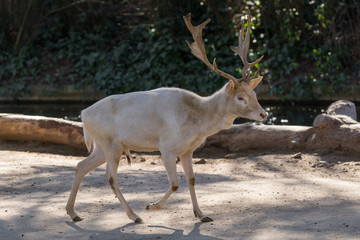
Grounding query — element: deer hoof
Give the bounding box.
[201,216,213,222]
[146,203,160,210]
[134,217,144,224]
[72,216,83,222]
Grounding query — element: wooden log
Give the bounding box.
[1,110,359,154]
[0,114,86,150]
[206,100,360,153]
[204,123,313,151]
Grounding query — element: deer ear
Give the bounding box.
[249,76,263,89]
[228,80,235,93]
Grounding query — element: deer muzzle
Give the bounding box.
[260,111,268,121]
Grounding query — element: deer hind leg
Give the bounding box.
[104,145,143,223]
[180,151,213,222]
[146,152,178,210]
[66,144,106,221]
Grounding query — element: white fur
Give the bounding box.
[66,83,267,223]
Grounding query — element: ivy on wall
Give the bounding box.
[0,0,359,100]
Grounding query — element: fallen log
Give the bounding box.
[205,100,360,154]
[0,114,85,150]
[1,113,314,152]
[204,115,360,154]
[1,101,359,154]
[204,123,312,151]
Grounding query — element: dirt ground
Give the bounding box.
[1,140,360,240]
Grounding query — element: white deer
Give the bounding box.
[66,12,267,223]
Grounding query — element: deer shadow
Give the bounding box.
[66,221,222,240]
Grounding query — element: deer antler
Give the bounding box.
[230,12,264,78]
[184,12,263,82]
[183,13,237,82]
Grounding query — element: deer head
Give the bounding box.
[183,12,267,122]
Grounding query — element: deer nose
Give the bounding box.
[260,112,267,121]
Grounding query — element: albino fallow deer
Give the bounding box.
[66,12,267,223]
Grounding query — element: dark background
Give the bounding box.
[0,0,359,101]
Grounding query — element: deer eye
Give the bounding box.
[236,96,248,104]
[237,96,244,101]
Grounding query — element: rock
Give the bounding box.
[314,101,357,126]
[313,113,326,127]
[194,159,206,164]
[312,160,334,168]
[292,152,302,159]
[225,153,238,159]
[326,100,357,121]
[140,157,146,162]
[335,115,358,124]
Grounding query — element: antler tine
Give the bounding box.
[183,13,212,68]
[230,12,264,79]
[183,13,237,82]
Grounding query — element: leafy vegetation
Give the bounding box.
[0,0,359,100]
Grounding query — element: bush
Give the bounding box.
[0,0,359,100]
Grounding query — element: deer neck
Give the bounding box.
[197,84,236,135]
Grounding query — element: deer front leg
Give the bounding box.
[105,147,143,223]
[180,151,213,222]
[146,152,178,210]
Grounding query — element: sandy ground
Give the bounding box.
[1,140,360,240]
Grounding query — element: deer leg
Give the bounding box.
[66,145,106,221]
[146,152,178,210]
[180,151,213,222]
[104,146,143,223]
